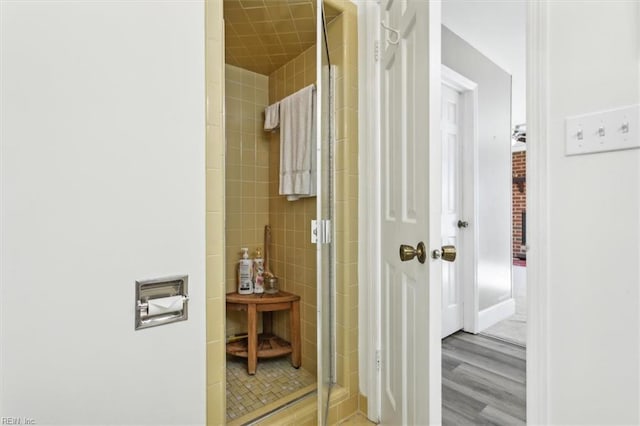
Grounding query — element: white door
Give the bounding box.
[379,0,441,424]
[441,83,464,338]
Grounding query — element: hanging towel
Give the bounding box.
[264,102,280,131]
[279,84,316,201]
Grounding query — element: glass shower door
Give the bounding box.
[316,1,335,424]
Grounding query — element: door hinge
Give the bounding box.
[376,350,381,371]
[311,220,332,244]
[374,40,380,62]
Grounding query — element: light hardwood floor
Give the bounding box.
[442,332,526,425]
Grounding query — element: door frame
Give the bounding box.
[357,0,382,421]
[441,65,480,335]
[525,1,551,422]
[358,1,551,424]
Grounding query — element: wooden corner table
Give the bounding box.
[226,291,301,375]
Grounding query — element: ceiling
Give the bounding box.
[224,0,341,75]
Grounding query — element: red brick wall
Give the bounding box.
[512,151,526,263]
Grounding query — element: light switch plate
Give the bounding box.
[565,104,639,156]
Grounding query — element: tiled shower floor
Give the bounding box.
[226,356,316,422]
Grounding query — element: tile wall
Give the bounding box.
[267,44,318,375]
[224,64,270,336]
[324,2,361,419]
[205,0,227,424]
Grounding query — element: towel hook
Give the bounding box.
[381,21,400,45]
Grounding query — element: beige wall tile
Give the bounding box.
[327,404,339,425]
[338,395,359,421]
[206,255,224,300]
[358,394,369,417]
[207,382,225,425]
[266,44,318,369]
[224,64,270,336]
[206,0,226,424]
[207,340,224,385]
[325,10,360,421]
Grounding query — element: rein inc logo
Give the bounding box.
[1,418,36,425]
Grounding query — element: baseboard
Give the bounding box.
[477,298,516,332]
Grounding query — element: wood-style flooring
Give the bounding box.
[442,332,526,425]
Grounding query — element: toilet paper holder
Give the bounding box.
[135,275,189,330]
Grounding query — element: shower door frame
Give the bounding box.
[316,1,337,424]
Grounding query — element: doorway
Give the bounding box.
[358,0,544,424]
[220,1,336,423]
[440,65,480,339]
[441,0,526,424]
[439,11,525,421]
[441,81,465,339]
[205,0,363,424]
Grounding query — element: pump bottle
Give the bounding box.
[237,248,253,295]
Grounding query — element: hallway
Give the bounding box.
[482,266,527,346]
[442,332,526,425]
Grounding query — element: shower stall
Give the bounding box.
[216,0,351,424]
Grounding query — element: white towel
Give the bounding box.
[264,102,280,131]
[279,85,316,201]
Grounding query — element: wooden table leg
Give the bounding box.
[263,311,273,335]
[248,303,257,375]
[290,300,301,368]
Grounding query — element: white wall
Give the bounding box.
[0,1,206,424]
[442,27,512,313]
[546,2,639,424]
[442,0,526,127]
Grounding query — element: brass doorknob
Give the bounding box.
[399,242,426,264]
[431,245,457,262]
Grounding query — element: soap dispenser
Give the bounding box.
[237,248,253,295]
